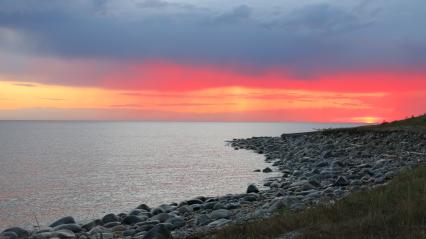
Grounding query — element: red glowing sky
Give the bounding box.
[1,60,425,123]
[0,1,425,122]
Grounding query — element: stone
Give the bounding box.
[102,213,120,224]
[151,213,170,223]
[88,226,106,236]
[334,176,349,186]
[52,229,75,239]
[246,184,259,193]
[241,194,257,202]
[82,219,101,231]
[1,231,18,239]
[123,230,135,237]
[29,232,53,239]
[210,209,231,220]
[142,224,171,239]
[262,167,273,173]
[95,233,113,239]
[176,205,192,214]
[253,169,261,172]
[102,222,120,228]
[316,161,329,167]
[165,216,185,229]
[195,214,211,226]
[150,207,166,216]
[186,199,203,205]
[111,224,127,232]
[54,224,82,233]
[49,217,76,228]
[2,227,29,239]
[137,204,151,212]
[207,219,231,228]
[213,202,226,210]
[225,202,240,210]
[122,215,144,225]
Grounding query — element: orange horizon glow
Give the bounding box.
[0,61,425,123]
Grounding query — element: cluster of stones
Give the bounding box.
[2,130,425,239]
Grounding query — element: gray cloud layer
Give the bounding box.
[0,0,425,72]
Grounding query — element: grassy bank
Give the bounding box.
[191,114,426,239]
[194,164,426,239]
[324,114,426,133]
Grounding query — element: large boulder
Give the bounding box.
[262,167,273,173]
[102,213,120,224]
[1,231,19,239]
[54,224,82,233]
[2,227,29,239]
[49,216,76,228]
[142,224,172,239]
[52,229,75,239]
[122,215,144,225]
[165,216,185,229]
[137,204,151,212]
[246,184,259,193]
[207,219,231,228]
[210,209,231,220]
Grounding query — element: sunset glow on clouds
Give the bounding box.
[0,0,425,122]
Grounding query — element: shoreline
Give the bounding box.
[2,127,426,239]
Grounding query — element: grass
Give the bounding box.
[189,113,426,239]
[322,113,426,133]
[192,165,426,239]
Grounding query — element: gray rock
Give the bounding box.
[176,205,192,214]
[194,214,211,226]
[52,229,75,239]
[207,219,231,228]
[122,215,145,225]
[137,204,151,212]
[1,231,18,239]
[29,232,53,239]
[2,227,29,239]
[262,167,273,173]
[246,184,259,193]
[186,199,203,205]
[49,217,76,228]
[165,216,185,229]
[142,224,171,239]
[151,213,170,223]
[213,202,226,210]
[95,233,113,239]
[316,161,329,167]
[102,222,120,228]
[123,229,135,237]
[334,176,349,186]
[102,213,120,224]
[88,226,107,236]
[54,224,82,233]
[82,219,101,231]
[210,209,231,220]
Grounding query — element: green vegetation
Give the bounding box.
[323,113,426,133]
[194,165,426,239]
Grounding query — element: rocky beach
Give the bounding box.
[2,123,426,239]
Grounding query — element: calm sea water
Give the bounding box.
[0,121,357,229]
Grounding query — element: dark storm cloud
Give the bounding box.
[0,0,425,72]
[265,3,373,35]
[213,5,252,24]
[136,0,199,10]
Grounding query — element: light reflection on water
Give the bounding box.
[0,121,357,229]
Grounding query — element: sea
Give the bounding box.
[0,121,359,229]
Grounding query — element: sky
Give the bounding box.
[0,0,425,122]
